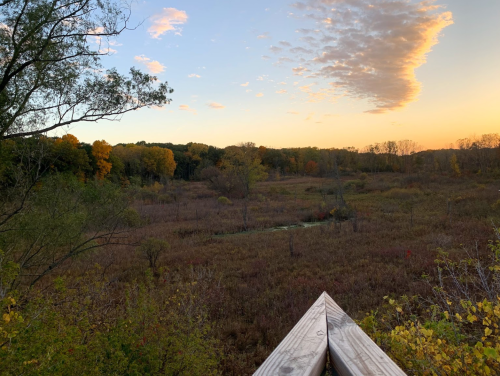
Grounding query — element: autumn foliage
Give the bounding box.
[305,160,318,175]
[92,140,113,179]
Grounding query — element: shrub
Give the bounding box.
[361,233,500,375]
[121,207,141,228]
[138,237,170,269]
[384,187,422,200]
[0,270,220,375]
[492,200,500,211]
[344,179,366,191]
[217,196,232,206]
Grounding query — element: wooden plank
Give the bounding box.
[253,292,328,376]
[324,293,406,376]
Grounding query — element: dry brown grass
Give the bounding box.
[61,173,500,375]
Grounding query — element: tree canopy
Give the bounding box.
[0,0,173,140]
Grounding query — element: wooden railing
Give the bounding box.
[253,292,406,376]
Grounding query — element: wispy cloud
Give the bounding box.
[256,93,264,97]
[275,57,294,66]
[148,8,188,39]
[286,0,453,113]
[287,111,299,115]
[292,66,309,76]
[269,45,283,54]
[179,104,197,115]
[134,55,165,74]
[298,82,342,103]
[241,82,249,87]
[257,32,272,39]
[305,112,314,121]
[279,40,292,47]
[262,55,271,60]
[207,102,225,109]
[188,73,201,78]
[276,89,287,94]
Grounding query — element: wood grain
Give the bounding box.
[253,292,328,376]
[324,293,406,376]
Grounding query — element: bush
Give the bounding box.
[361,233,500,375]
[138,237,170,269]
[217,196,232,206]
[121,207,141,228]
[0,270,220,376]
[384,187,422,200]
[344,179,366,191]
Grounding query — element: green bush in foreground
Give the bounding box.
[0,269,220,376]
[361,236,500,375]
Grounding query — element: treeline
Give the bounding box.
[1,134,499,189]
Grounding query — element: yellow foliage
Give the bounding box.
[365,297,500,375]
[54,134,80,148]
[92,140,112,179]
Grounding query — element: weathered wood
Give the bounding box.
[253,292,328,376]
[325,293,406,376]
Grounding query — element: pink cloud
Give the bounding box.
[148,8,188,39]
[207,102,225,109]
[134,55,165,74]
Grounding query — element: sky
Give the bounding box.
[66,0,500,150]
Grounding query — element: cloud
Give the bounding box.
[188,73,201,78]
[305,112,314,121]
[287,111,299,115]
[134,55,165,74]
[279,82,287,85]
[257,32,271,39]
[262,55,271,60]
[256,93,264,97]
[269,45,283,54]
[290,46,313,54]
[285,0,453,113]
[179,104,197,115]
[88,27,120,54]
[148,8,188,38]
[275,57,294,65]
[292,66,309,76]
[207,102,225,109]
[241,82,249,87]
[298,82,342,103]
[276,89,287,94]
[279,40,292,47]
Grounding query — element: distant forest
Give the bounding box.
[2,134,499,189]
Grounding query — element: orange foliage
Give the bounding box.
[305,160,318,175]
[54,134,80,148]
[258,146,267,160]
[92,140,112,179]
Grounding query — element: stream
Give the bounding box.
[212,221,329,238]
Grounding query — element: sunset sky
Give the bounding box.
[67,0,500,150]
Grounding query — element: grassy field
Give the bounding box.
[66,172,500,374]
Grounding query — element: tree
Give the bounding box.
[305,160,318,175]
[51,134,90,179]
[0,0,173,141]
[222,142,267,198]
[141,146,176,180]
[450,153,460,176]
[92,140,112,179]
